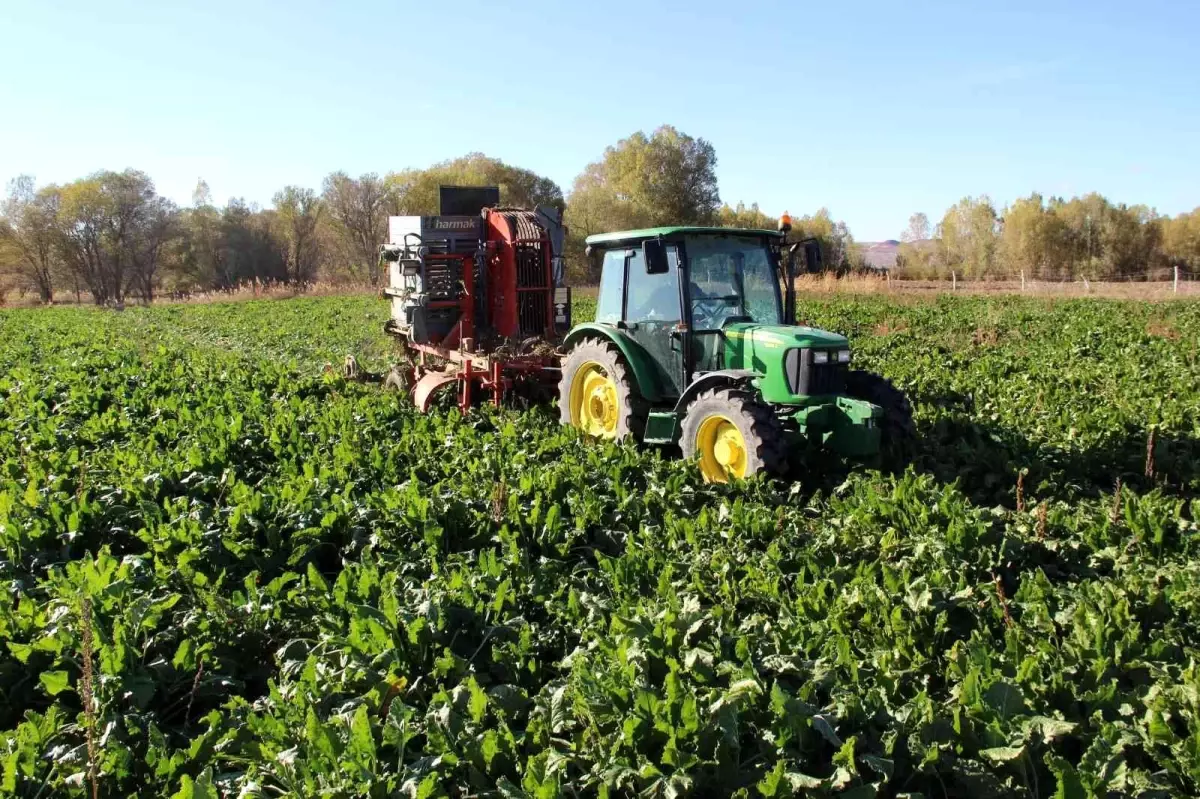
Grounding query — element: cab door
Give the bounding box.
[623,244,685,399]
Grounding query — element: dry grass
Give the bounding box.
[163,280,378,305]
[0,280,379,309]
[4,273,1196,311]
[1146,320,1180,339]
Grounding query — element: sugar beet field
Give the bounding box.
[1,293,1198,798]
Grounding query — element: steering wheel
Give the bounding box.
[692,294,741,325]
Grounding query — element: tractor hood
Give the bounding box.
[719,323,852,404]
[722,322,848,362]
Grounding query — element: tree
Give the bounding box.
[1,176,61,303]
[384,154,564,217]
[717,202,776,230]
[127,197,180,302]
[938,196,1000,277]
[1162,207,1200,271]
[54,170,160,304]
[322,172,391,284]
[57,175,114,304]
[1049,194,1163,279]
[791,208,861,272]
[901,212,931,244]
[273,186,324,284]
[565,125,720,280]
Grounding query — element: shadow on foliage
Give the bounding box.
[782,389,1197,511]
[908,391,1197,508]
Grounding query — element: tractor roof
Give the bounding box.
[584,226,782,246]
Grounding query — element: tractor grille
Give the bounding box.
[809,362,848,395]
[786,349,848,396]
[518,293,548,337]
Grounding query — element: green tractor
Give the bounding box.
[558,221,913,482]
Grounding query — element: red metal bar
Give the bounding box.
[460,359,473,413]
[491,360,503,407]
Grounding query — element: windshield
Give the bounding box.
[685,235,781,329]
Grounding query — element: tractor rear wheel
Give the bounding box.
[845,370,915,455]
[559,339,647,441]
[680,387,786,483]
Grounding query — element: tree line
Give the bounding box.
[896,194,1200,281]
[3,124,1197,303]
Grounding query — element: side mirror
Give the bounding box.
[644,239,669,275]
[400,259,421,276]
[803,240,823,273]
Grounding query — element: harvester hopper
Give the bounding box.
[378,186,571,411]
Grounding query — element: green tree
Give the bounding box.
[717,202,776,230]
[1050,194,1163,279]
[57,175,114,304]
[1162,207,1200,271]
[997,194,1073,279]
[791,208,860,272]
[127,197,181,302]
[1,176,61,303]
[321,172,392,285]
[54,170,162,304]
[937,196,1000,277]
[273,186,324,284]
[384,153,563,217]
[565,125,720,280]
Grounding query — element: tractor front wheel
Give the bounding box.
[845,370,915,457]
[559,339,647,441]
[681,387,786,483]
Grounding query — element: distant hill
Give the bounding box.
[857,240,901,270]
[855,239,935,271]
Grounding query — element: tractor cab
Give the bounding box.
[559,225,913,482]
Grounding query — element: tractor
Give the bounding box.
[376,188,912,483]
[556,219,913,482]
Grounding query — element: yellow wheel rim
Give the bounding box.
[569,361,620,438]
[695,415,748,483]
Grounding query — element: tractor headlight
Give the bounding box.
[837,349,851,363]
[813,350,829,364]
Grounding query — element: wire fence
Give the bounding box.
[796,265,1200,299]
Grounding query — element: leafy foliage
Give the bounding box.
[0,294,1197,796]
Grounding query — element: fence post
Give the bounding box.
[1020,270,1026,292]
[886,270,892,291]
[1175,265,1180,295]
[1083,277,1090,293]
[951,271,957,292]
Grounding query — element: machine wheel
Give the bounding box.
[383,365,412,392]
[845,370,915,453]
[559,339,647,441]
[680,387,786,483]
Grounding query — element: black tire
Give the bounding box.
[383,366,410,392]
[845,370,915,454]
[680,387,786,482]
[558,339,648,441]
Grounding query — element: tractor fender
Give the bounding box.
[563,323,663,403]
[673,370,759,414]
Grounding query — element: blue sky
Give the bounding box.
[2,0,1197,241]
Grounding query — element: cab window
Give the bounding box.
[625,245,681,322]
[595,249,624,323]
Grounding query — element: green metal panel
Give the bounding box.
[643,411,680,445]
[585,226,783,246]
[720,322,849,404]
[563,323,664,403]
[789,397,882,457]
